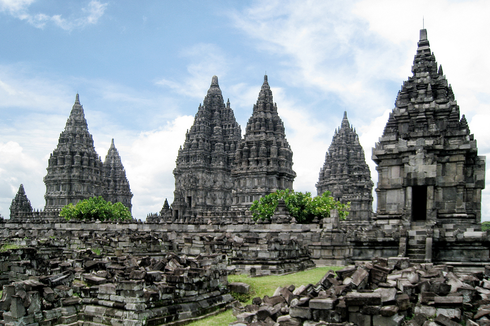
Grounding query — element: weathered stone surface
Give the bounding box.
[316,111,373,221]
[372,313,404,326]
[232,75,296,210]
[43,94,132,211]
[345,292,381,306]
[309,298,337,310]
[229,282,250,294]
[173,76,241,218]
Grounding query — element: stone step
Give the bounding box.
[408,239,426,246]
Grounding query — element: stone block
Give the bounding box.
[276,315,302,326]
[349,312,371,326]
[229,282,250,294]
[10,295,26,318]
[372,313,404,326]
[289,306,311,319]
[309,298,337,310]
[43,287,56,302]
[360,305,380,315]
[374,287,397,303]
[99,283,116,295]
[236,312,256,323]
[351,267,370,288]
[414,304,436,317]
[434,314,461,326]
[434,296,463,307]
[380,305,398,317]
[435,308,461,320]
[345,291,381,306]
[311,308,343,323]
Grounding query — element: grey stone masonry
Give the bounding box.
[44,94,105,210]
[173,76,242,218]
[43,94,133,212]
[232,75,296,210]
[103,139,133,211]
[9,184,33,218]
[372,29,485,226]
[317,111,373,221]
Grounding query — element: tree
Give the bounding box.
[250,189,349,223]
[60,196,132,222]
[482,221,490,232]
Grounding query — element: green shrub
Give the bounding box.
[250,189,349,223]
[482,221,490,231]
[60,196,132,222]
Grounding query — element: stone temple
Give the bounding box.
[9,184,33,219]
[232,75,296,209]
[43,94,132,211]
[372,29,486,262]
[316,112,373,221]
[172,76,242,219]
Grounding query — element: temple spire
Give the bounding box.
[211,75,219,87]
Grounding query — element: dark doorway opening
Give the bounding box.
[412,186,427,221]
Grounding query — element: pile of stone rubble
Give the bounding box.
[231,257,490,326]
[0,251,233,326]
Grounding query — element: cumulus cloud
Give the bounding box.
[156,43,232,99]
[122,116,194,219]
[0,141,45,216]
[0,0,107,30]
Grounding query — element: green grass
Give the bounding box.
[186,266,344,326]
[186,309,235,326]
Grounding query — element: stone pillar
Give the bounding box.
[425,236,433,263]
[427,185,436,222]
[405,186,412,226]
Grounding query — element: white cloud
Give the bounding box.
[0,0,107,30]
[155,43,231,99]
[0,0,34,13]
[0,141,45,216]
[123,116,194,219]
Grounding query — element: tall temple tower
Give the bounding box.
[103,139,133,211]
[44,94,104,210]
[172,76,242,218]
[316,112,373,221]
[232,75,296,209]
[372,29,485,225]
[44,94,132,211]
[10,184,33,218]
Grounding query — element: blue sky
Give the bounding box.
[1,0,489,221]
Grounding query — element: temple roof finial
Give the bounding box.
[211,75,219,87]
[75,93,80,104]
[420,28,427,41]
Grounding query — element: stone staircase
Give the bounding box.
[407,222,428,263]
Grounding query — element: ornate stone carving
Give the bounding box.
[317,112,373,221]
[10,184,33,218]
[103,139,133,211]
[232,75,296,209]
[44,94,132,211]
[172,76,242,218]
